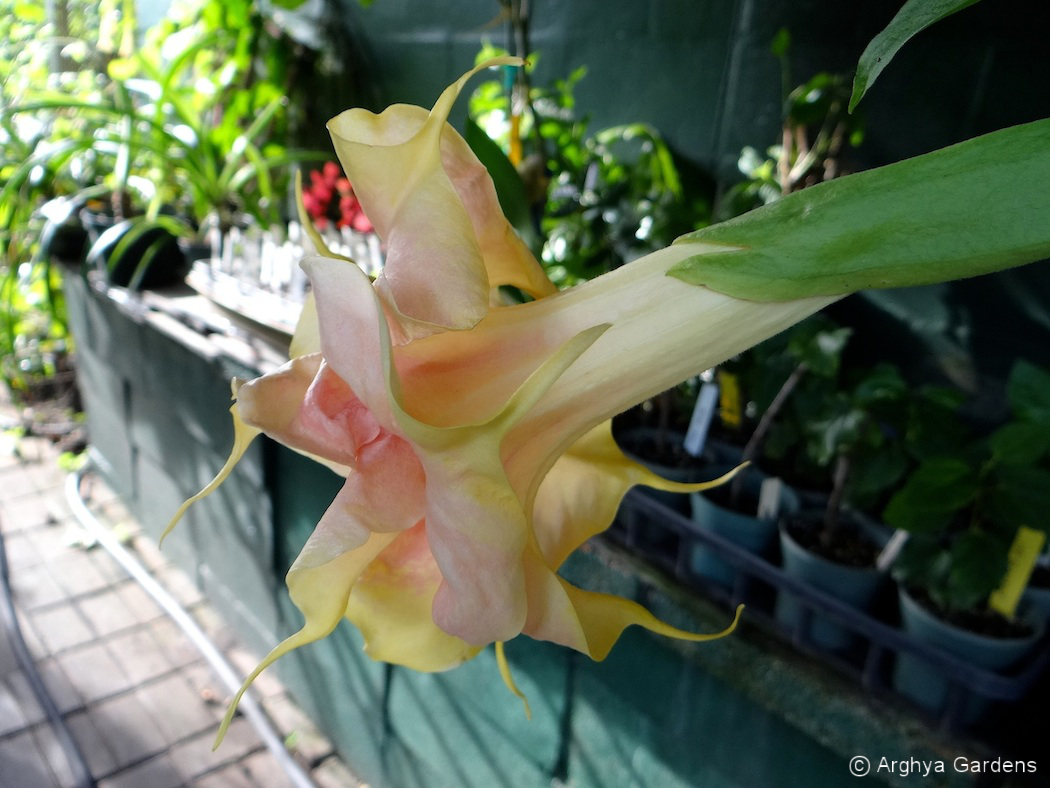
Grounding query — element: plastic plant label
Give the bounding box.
[875,529,910,572]
[757,477,783,521]
[988,526,1046,619]
[684,382,720,457]
[718,371,743,428]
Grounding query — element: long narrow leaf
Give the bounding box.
[216,97,285,187]
[668,119,1050,301]
[849,0,983,112]
[147,31,225,131]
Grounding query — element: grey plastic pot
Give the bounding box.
[688,465,799,590]
[1022,584,1050,630]
[893,588,1044,724]
[774,515,888,653]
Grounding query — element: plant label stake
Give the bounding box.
[757,477,784,521]
[989,526,1046,619]
[684,381,720,457]
[717,371,743,429]
[875,529,909,572]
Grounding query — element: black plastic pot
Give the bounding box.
[86,220,187,290]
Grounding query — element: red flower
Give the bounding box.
[305,162,373,233]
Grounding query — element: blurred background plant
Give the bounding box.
[716,313,971,529]
[301,161,374,233]
[6,0,328,241]
[0,0,116,414]
[887,359,1050,626]
[718,28,865,221]
[468,44,714,288]
[0,0,327,406]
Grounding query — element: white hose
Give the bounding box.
[66,460,317,788]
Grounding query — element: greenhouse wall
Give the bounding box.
[328,0,1050,175]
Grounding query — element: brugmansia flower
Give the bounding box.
[166,57,1050,740]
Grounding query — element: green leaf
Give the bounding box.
[668,120,1050,301]
[849,0,983,112]
[464,118,537,249]
[1007,359,1050,425]
[107,57,139,82]
[906,388,969,459]
[808,408,864,465]
[988,422,1050,466]
[852,364,907,407]
[883,457,976,533]
[788,324,850,377]
[12,2,45,22]
[851,444,909,500]
[982,465,1050,535]
[892,535,950,598]
[770,28,791,58]
[945,529,1008,611]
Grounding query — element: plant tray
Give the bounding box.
[608,489,1050,732]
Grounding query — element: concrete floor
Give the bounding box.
[0,398,363,787]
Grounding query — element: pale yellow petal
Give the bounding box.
[533,422,742,569]
[520,546,743,661]
[160,380,261,545]
[495,641,531,719]
[327,60,522,333]
[396,324,610,646]
[213,529,397,746]
[559,582,744,661]
[347,523,481,671]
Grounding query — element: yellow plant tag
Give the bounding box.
[718,371,743,428]
[988,526,1046,619]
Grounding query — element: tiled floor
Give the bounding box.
[0,409,363,786]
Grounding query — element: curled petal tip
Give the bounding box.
[495,641,532,720]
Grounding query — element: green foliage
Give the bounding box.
[850,0,984,111]
[725,315,852,488]
[670,119,1050,302]
[719,32,864,221]
[888,359,1050,612]
[3,0,326,237]
[727,312,970,527]
[0,0,112,400]
[468,48,712,288]
[103,0,325,230]
[0,259,70,403]
[1006,359,1050,425]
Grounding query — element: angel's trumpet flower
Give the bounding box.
[165,58,1050,741]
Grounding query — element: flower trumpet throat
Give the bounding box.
[165,59,1047,743]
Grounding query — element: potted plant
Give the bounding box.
[885,359,1050,721]
[716,29,864,222]
[6,0,328,290]
[687,315,848,590]
[772,356,969,652]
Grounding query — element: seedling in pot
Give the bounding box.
[886,360,1050,634]
[726,315,850,513]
